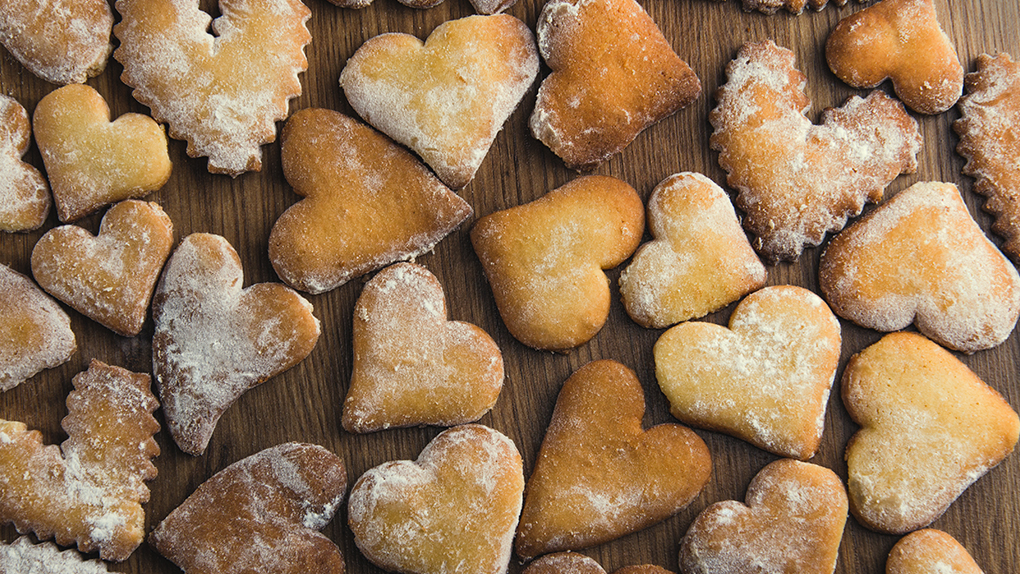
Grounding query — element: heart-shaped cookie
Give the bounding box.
[885,529,983,574]
[149,442,347,574]
[268,109,472,294]
[679,459,848,574]
[842,332,1020,534]
[114,0,311,176]
[619,172,766,329]
[32,84,172,222]
[523,552,674,574]
[0,95,50,233]
[826,0,963,114]
[152,233,321,456]
[340,14,538,189]
[819,181,1020,353]
[1,537,111,574]
[516,360,711,559]
[348,424,524,574]
[0,0,113,84]
[470,175,644,351]
[343,263,503,433]
[654,285,841,460]
[32,200,174,337]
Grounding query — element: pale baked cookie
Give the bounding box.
[826,0,963,114]
[654,286,841,460]
[268,109,471,294]
[114,0,311,176]
[886,530,984,574]
[0,0,112,84]
[819,181,1020,353]
[516,360,711,560]
[32,84,172,222]
[152,233,321,456]
[470,175,644,351]
[0,537,110,574]
[0,264,75,392]
[714,0,860,16]
[0,360,160,562]
[679,459,848,574]
[619,172,766,329]
[340,14,538,189]
[31,200,174,337]
[710,40,921,261]
[150,443,347,574]
[524,552,675,574]
[955,53,1020,260]
[0,95,50,233]
[343,263,503,433]
[348,424,523,574]
[842,332,1020,534]
[530,0,700,171]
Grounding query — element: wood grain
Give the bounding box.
[2,0,1019,572]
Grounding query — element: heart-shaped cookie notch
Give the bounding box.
[348,424,523,574]
[343,263,504,433]
[152,233,321,456]
[516,360,711,560]
[654,285,842,460]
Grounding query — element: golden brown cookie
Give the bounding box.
[0,95,50,233]
[327,0,517,14]
[714,0,858,15]
[268,109,472,294]
[679,459,848,574]
[886,529,984,574]
[343,263,503,433]
[0,0,112,84]
[523,553,674,574]
[152,233,321,456]
[842,332,1020,534]
[516,360,711,560]
[348,424,524,574]
[0,360,160,562]
[819,181,1020,353]
[470,175,644,351]
[530,0,700,171]
[0,537,111,573]
[710,40,921,261]
[149,443,347,574]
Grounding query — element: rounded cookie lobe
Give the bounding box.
[0,0,113,84]
[0,95,50,233]
[885,529,984,574]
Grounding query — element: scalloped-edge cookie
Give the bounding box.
[149,442,347,574]
[0,95,50,233]
[886,529,984,574]
[0,0,113,84]
[710,40,921,261]
[524,552,675,574]
[0,537,110,573]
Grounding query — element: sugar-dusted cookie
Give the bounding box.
[268,109,472,294]
[955,52,1020,260]
[114,0,311,176]
[348,424,524,574]
[819,181,1020,353]
[0,264,75,392]
[0,95,50,233]
[32,84,172,222]
[150,443,347,574]
[470,175,644,351]
[524,552,674,574]
[679,459,848,574]
[340,14,538,189]
[343,263,503,433]
[619,172,766,329]
[842,332,1020,534]
[516,360,711,560]
[654,286,841,460]
[0,0,112,84]
[710,40,921,261]
[826,0,963,115]
[0,360,160,562]
[31,200,174,337]
[886,529,984,574]
[0,537,110,574]
[530,0,700,171]
[152,233,321,456]
[714,0,860,16]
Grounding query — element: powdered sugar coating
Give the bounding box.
[0,96,50,233]
[886,529,985,574]
[0,0,112,84]
[524,553,606,574]
[0,537,110,574]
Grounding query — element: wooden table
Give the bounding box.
[2,0,1018,572]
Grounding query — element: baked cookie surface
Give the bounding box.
[0,95,50,233]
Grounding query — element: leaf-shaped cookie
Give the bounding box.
[654,286,841,460]
[343,263,503,433]
[268,109,472,294]
[710,40,921,261]
[885,529,984,574]
[516,360,711,559]
[150,442,347,574]
[679,459,848,574]
[340,14,538,189]
[0,537,110,574]
[0,0,113,84]
[842,332,1020,534]
[0,360,160,562]
[113,0,311,176]
[152,233,321,456]
[0,95,50,233]
[348,424,524,574]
